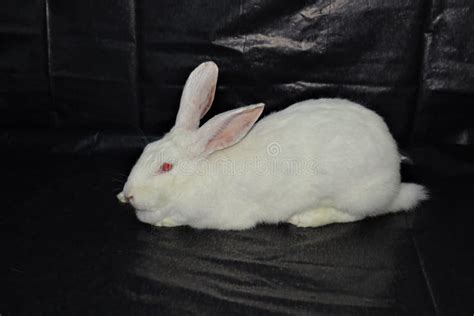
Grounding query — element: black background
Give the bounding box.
[2,0,473,315]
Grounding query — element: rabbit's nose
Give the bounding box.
[117,192,127,203]
[117,192,133,204]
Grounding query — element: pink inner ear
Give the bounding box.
[205,108,260,153]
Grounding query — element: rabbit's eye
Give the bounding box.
[158,162,173,173]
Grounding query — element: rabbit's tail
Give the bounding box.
[388,183,428,212]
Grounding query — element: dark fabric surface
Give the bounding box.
[2,149,473,315]
[2,0,474,315]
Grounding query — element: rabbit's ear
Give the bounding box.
[175,61,218,130]
[195,103,264,156]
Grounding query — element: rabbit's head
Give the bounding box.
[117,62,264,224]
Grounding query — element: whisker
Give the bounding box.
[106,172,128,179]
[136,127,149,147]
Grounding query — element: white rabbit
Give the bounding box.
[117,61,427,230]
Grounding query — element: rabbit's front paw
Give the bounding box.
[155,217,179,227]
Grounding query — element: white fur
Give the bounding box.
[118,62,428,230]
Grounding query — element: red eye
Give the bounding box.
[159,162,173,173]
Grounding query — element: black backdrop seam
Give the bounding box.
[409,0,436,147]
[44,0,57,128]
[133,0,145,130]
[406,214,440,315]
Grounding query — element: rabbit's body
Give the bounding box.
[119,62,427,230]
[147,99,410,229]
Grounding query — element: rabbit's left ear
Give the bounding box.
[194,103,264,156]
[175,61,218,130]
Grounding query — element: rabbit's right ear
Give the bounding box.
[194,103,265,156]
[175,61,219,130]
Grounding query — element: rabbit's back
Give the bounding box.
[248,98,399,175]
